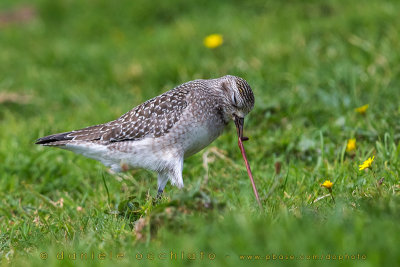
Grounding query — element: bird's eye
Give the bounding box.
[232,94,238,107]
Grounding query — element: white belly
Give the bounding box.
[62,120,227,171]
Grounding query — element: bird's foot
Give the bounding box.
[152,189,164,205]
[156,189,164,199]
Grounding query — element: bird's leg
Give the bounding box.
[156,171,169,199]
[155,156,184,201]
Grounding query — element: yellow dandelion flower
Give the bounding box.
[359,156,375,171]
[346,138,356,152]
[321,180,333,189]
[203,34,223,49]
[355,104,369,114]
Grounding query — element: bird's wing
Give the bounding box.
[100,87,190,142]
[36,86,190,145]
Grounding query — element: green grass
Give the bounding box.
[1,0,400,266]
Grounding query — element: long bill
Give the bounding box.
[234,116,263,209]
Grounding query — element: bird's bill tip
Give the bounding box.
[234,115,243,138]
[234,115,249,141]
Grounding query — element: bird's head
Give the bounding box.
[218,75,255,140]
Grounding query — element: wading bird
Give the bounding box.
[36,75,261,205]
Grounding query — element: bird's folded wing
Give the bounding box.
[36,88,190,145]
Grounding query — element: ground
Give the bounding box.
[1,0,400,266]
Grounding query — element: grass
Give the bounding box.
[1,0,400,266]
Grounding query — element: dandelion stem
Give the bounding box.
[329,189,336,204]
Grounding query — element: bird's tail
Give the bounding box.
[35,123,107,146]
[35,131,74,146]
